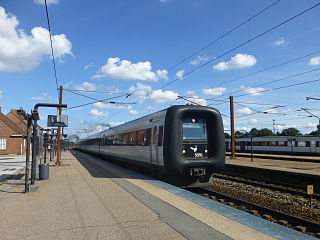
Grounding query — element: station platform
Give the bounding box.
[0,154,25,181]
[226,152,320,163]
[0,151,317,240]
[226,156,320,176]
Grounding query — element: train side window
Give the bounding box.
[306,141,310,147]
[317,141,320,147]
[122,134,129,145]
[269,141,277,146]
[297,141,306,147]
[137,130,145,145]
[278,141,286,146]
[152,127,157,144]
[129,132,137,145]
[158,126,163,146]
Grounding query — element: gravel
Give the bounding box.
[206,178,320,224]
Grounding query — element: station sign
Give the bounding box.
[47,115,68,127]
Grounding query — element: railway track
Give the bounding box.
[192,188,320,238]
[214,173,320,201]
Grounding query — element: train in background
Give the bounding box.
[77,105,225,187]
[225,136,320,155]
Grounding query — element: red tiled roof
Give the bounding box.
[0,112,24,135]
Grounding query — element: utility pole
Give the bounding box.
[230,96,236,159]
[56,86,63,165]
[273,119,275,135]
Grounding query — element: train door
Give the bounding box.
[151,126,159,165]
[310,140,317,153]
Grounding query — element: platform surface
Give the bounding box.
[0,151,316,240]
[0,154,25,181]
[226,157,320,176]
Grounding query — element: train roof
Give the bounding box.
[80,105,219,141]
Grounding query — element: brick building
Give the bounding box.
[0,107,26,155]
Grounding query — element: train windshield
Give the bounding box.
[182,117,207,140]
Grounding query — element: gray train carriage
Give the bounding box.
[78,105,225,187]
[225,136,320,155]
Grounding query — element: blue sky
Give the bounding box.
[0,0,320,138]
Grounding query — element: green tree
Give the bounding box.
[224,132,231,138]
[280,127,302,136]
[259,128,274,136]
[235,131,245,137]
[308,129,320,135]
[249,128,260,136]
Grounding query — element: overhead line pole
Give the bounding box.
[230,96,236,159]
[56,86,63,165]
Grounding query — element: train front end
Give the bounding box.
[163,105,225,187]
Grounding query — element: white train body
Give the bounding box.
[78,105,226,187]
[225,136,320,155]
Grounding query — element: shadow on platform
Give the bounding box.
[70,150,154,181]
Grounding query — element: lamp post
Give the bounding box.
[31,103,67,184]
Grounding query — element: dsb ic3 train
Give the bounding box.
[77,105,225,187]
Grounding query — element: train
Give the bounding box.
[225,136,320,155]
[77,105,225,187]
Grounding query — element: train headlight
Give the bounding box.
[192,118,196,123]
[182,149,186,154]
[204,149,208,153]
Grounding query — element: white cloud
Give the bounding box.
[0,90,3,99]
[271,37,287,46]
[34,0,59,5]
[186,96,207,106]
[175,70,184,79]
[146,106,155,111]
[128,109,138,115]
[185,90,196,96]
[31,92,57,101]
[63,81,73,88]
[76,82,96,91]
[190,55,209,65]
[93,102,132,110]
[236,126,251,132]
[128,83,152,98]
[223,119,229,126]
[263,108,280,114]
[156,69,169,80]
[89,109,108,117]
[32,96,45,101]
[0,7,72,72]
[309,56,320,66]
[236,107,252,115]
[213,54,256,71]
[249,119,258,124]
[147,89,179,103]
[83,62,95,70]
[240,86,264,96]
[202,87,226,96]
[93,57,166,82]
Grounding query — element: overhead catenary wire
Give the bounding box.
[166,0,281,71]
[96,2,320,123]
[64,89,101,101]
[208,49,320,90]
[63,89,129,95]
[44,0,59,94]
[130,1,320,110]
[234,78,320,99]
[65,94,131,110]
[207,66,320,101]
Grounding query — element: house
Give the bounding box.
[0,107,26,155]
